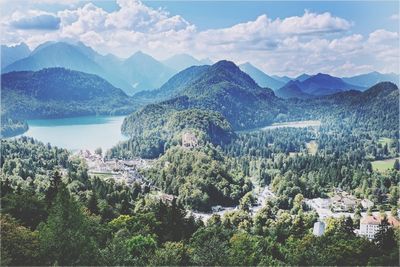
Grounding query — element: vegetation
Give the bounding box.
[108,107,235,159]
[143,145,252,211]
[1,116,28,138]
[1,139,399,266]
[1,68,138,137]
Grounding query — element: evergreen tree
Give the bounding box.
[374,216,396,251]
[39,185,99,265]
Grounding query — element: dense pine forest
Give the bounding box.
[1,133,399,265]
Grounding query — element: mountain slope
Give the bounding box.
[1,68,137,121]
[239,62,284,90]
[126,60,285,132]
[121,51,175,92]
[342,71,399,88]
[1,43,30,69]
[295,73,311,82]
[275,80,312,99]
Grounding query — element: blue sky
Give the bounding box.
[1,0,399,76]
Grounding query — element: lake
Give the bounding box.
[262,120,321,130]
[18,116,128,152]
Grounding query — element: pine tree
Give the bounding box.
[374,216,396,251]
[39,185,99,265]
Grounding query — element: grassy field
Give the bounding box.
[306,141,318,155]
[371,158,398,172]
[378,137,394,146]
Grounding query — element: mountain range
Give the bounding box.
[2,41,398,98]
[2,42,191,95]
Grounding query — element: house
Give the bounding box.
[313,221,325,236]
[331,191,358,212]
[313,198,332,209]
[361,199,374,210]
[359,215,399,240]
[182,131,198,148]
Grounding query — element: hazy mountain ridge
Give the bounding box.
[1,43,31,69]
[239,62,285,90]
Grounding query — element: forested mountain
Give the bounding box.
[239,62,285,90]
[276,73,365,99]
[109,106,235,158]
[2,42,135,94]
[134,65,211,103]
[1,68,137,135]
[275,80,312,99]
[1,43,30,69]
[129,60,286,131]
[343,71,399,88]
[162,53,211,72]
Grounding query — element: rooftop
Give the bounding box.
[360,215,400,227]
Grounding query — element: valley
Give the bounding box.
[1,43,399,266]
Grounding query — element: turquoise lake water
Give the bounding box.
[19,116,127,152]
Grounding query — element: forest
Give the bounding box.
[1,138,399,266]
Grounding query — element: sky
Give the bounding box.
[1,0,399,77]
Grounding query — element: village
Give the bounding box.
[77,130,399,242]
[76,149,154,186]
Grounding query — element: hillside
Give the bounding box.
[132,60,285,131]
[275,80,313,99]
[108,105,235,158]
[1,68,137,123]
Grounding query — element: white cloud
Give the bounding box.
[0,0,398,77]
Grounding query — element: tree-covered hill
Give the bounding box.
[108,105,235,159]
[1,68,138,137]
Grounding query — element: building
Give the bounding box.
[182,131,198,148]
[313,221,325,236]
[331,191,358,212]
[361,199,374,210]
[313,198,332,209]
[359,215,400,240]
